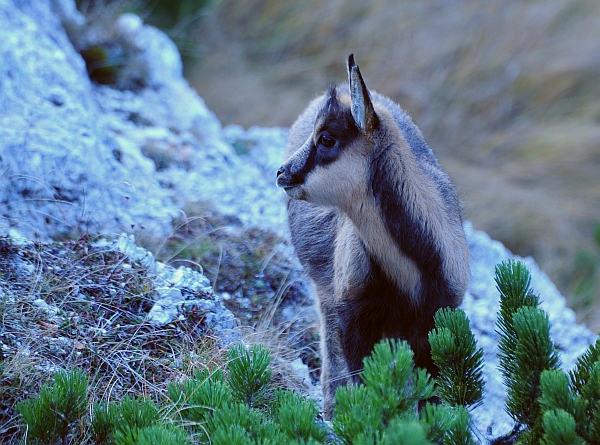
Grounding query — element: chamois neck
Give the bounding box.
[349,142,428,233]
[342,146,424,302]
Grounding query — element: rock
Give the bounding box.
[0,0,236,241]
[0,0,165,239]
[112,233,239,346]
[0,0,292,245]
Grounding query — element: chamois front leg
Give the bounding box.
[338,298,385,382]
[316,285,350,420]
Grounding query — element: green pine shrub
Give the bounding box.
[16,368,89,444]
[505,307,560,433]
[90,401,118,443]
[208,402,279,444]
[429,307,485,410]
[332,339,471,445]
[380,417,433,445]
[13,260,600,445]
[443,407,477,445]
[111,395,161,445]
[540,409,586,445]
[419,403,456,444]
[227,343,273,409]
[496,260,541,388]
[537,352,600,444]
[275,389,328,443]
[494,260,562,444]
[134,424,191,445]
[166,368,231,428]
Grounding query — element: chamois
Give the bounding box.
[276,54,470,419]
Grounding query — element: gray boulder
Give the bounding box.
[1,0,170,238]
[110,233,239,346]
[0,0,253,240]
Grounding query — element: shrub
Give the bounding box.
[13,260,600,444]
[16,368,88,444]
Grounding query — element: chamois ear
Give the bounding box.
[347,53,378,134]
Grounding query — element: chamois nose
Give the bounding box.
[276,167,284,178]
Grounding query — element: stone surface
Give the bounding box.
[112,233,239,346]
[0,0,241,241]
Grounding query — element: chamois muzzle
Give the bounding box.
[275,163,300,188]
[276,161,307,200]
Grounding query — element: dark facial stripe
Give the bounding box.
[289,87,361,184]
[316,87,360,150]
[290,140,319,182]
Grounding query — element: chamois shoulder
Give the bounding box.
[370,92,443,170]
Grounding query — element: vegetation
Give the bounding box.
[153,204,319,380]
[4,238,599,444]
[0,234,225,442]
[5,3,598,442]
[570,224,600,325]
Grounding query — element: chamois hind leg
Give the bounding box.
[315,284,350,420]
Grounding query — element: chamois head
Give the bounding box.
[276,54,393,210]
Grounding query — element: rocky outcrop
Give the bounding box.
[0,0,595,438]
[0,0,283,241]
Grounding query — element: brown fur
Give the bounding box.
[276,55,470,419]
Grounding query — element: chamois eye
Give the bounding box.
[318,134,336,148]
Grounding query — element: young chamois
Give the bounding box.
[276,54,470,419]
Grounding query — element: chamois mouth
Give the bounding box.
[281,184,306,200]
[276,166,305,199]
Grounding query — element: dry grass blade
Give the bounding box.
[0,234,226,443]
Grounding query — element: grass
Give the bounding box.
[0,203,321,441]
[0,234,226,443]
[153,202,321,383]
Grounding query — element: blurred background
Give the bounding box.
[77,0,600,330]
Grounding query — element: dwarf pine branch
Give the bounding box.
[16,368,88,444]
[539,370,588,444]
[90,401,119,444]
[360,339,436,418]
[538,356,600,444]
[506,307,561,429]
[429,307,485,410]
[275,389,328,443]
[496,259,540,388]
[166,368,231,428]
[494,260,565,444]
[227,343,273,409]
[444,407,478,445]
[131,424,191,445]
[540,409,586,445]
[569,337,600,396]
